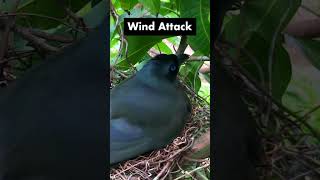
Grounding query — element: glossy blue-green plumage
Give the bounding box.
[110,54,191,165]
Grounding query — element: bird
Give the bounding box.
[213,0,262,179]
[213,64,261,180]
[110,54,191,165]
[0,17,108,180]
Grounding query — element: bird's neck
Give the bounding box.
[136,70,177,92]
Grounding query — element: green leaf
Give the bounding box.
[159,1,176,17]
[17,0,91,29]
[138,0,160,14]
[175,0,181,13]
[135,54,152,71]
[0,0,26,11]
[179,61,203,93]
[180,0,210,56]
[222,0,300,100]
[283,68,320,133]
[154,41,173,54]
[110,14,117,39]
[295,38,320,71]
[116,35,168,69]
[120,0,138,10]
[18,0,35,10]
[240,0,301,43]
[241,33,292,100]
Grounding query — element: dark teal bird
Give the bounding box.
[110,54,191,165]
[213,0,262,179]
[0,18,107,180]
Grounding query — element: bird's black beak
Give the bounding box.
[176,54,189,65]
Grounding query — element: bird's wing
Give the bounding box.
[110,118,154,165]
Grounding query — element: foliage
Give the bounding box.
[222,0,300,101]
[110,0,210,103]
[218,0,320,179]
[220,1,320,126]
[0,0,106,79]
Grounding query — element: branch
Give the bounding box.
[14,26,60,53]
[64,7,88,33]
[28,28,73,43]
[0,18,12,63]
[188,56,210,61]
[285,19,320,38]
[110,1,128,66]
[199,63,210,74]
[0,13,85,33]
[178,131,210,168]
[0,0,21,63]
[176,35,188,55]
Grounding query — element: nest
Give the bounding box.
[221,62,320,180]
[110,75,210,180]
[213,38,320,179]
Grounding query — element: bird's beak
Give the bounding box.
[177,54,189,65]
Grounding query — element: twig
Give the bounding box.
[296,104,320,124]
[0,50,35,64]
[301,5,320,18]
[110,2,128,66]
[176,36,188,55]
[285,19,320,38]
[154,161,171,180]
[14,26,60,52]
[183,131,210,160]
[27,28,73,43]
[0,13,85,33]
[0,18,12,63]
[64,7,88,34]
[173,163,209,180]
[0,0,21,63]
[187,56,210,61]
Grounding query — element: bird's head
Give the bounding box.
[138,54,189,82]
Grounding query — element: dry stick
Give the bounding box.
[64,8,86,30]
[110,2,128,66]
[183,131,210,159]
[285,19,320,38]
[296,104,320,125]
[0,13,85,33]
[154,161,171,180]
[176,36,188,55]
[173,163,209,180]
[294,156,320,176]
[301,5,320,18]
[110,2,131,77]
[0,18,12,63]
[188,56,210,61]
[1,50,35,64]
[28,28,73,43]
[290,169,318,180]
[14,26,60,52]
[64,7,88,40]
[0,0,21,63]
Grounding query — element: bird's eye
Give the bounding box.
[169,64,177,72]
